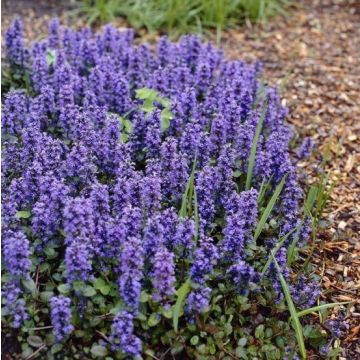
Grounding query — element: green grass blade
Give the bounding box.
[245,100,268,190]
[313,172,333,223]
[297,302,351,318]
[173,279,191,332]
[179,159,197,218]
[257,174,274,205]
[286,218,305,266]
[272,254,306,359]
[259,0,266,20]
[305,185,318,213]
[193,185,199,243]
[254,174,288,241]
[257,177,267,203]
[261,226,297,276]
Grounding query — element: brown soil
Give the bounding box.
[2,0,359,358]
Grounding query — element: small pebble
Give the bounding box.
[338,221,347,230]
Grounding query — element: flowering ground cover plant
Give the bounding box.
[2,19,345,360]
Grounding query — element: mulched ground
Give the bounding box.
[223,1,360,358]
[2,0,359,358]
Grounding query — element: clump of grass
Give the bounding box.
[77,0,120,24]
[77,0,289,41]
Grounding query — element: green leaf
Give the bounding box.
[39,262,50,272]
[254,174,288,242]
[16,210,31,219]
[148,313,161,327]
[140,291,150,303]
[89,317,102,327]
[245,100,268,190]
[94,278,106,289]
[57,283,71,295]
[120,132,129,143]
[135,88,158,101]
[272,254,306,359]
[45,333,55,345]
[173,279,191,332]
[83,285,96,297]
[160,108,173,131]
[99,285,110,296]
[297,302,351,318]
[22,347,33,358]
[73,280,85,292]
[161,307,173,319]
[122,119,133,133]
[255,324,265,339]
[118,116,133,143]
[233,170,242,178]
[205,342,218,356]
[44,246,57,259]
[140,98,155,113]
[235,346,248,359]
[145,349,156,357]
[46,49,56,66]
[171,342,184,355]
[161,113,171,131]
[196,344,207,355]
[22,278,38,297]
[40,291,54,302]
[51,343,63,354]
[137,312,147,322]
[93,278,110,295]
[190,335,199,345]
[159,97,171,107]
[109,301,122,315]
[91,344,108,357]
[224,323,233,336]
[265,327,273,338]
[27,335,43,348]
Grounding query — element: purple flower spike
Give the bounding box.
[297,138,314,159]
[190,236,219,285]
[5,18,25,65]
[2,230,31,279]
[110,310,142,356]
[118,236,144,310]
[65,241,93,282]
[227,261,259,296]
[50,296,74,342]
[3,281,29,328]
[187,287,212,314]
[151,246,176,303]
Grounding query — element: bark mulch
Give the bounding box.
[222,2,360,358]
[2,0,359,358]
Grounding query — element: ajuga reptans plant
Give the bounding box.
[2,18,325,359]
